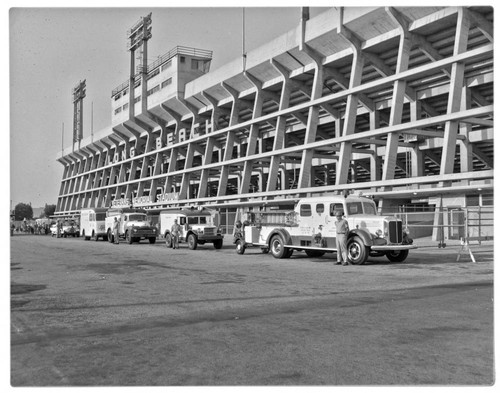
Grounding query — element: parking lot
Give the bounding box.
[10,234,494,386]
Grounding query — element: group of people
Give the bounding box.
[110,218,182,248]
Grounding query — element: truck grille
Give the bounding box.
[204,228,215,236]
[388,221,402,243]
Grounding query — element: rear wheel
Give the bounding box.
[270,234,287,259]
[187,233,198,250]
[347,236,368,265]
[235,239,246,254]
[213,239,223,249]
[107,230,113,244]
[305,249,326,258]
[386,249,409,262]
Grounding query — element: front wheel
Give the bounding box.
[347,236,368,265]
[149,237,156,244]
[165,233,172,248]
[107,230,114,244]
[386,249,409,263]
[270,234,287,259]
[187,233,198,250]
[213,239,223,249]
[235,239,246,255]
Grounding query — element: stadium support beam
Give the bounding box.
[335,13,365,186]
[440,7,470,175]
[239,71,264,195]
[267,58,292,192]
[298,44,324,189]
[217,82,241,197]
[381,6,413,182]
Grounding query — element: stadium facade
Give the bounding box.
[55,6,493,235]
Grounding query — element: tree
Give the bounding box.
[14,203,33,221]
[43,204,57,218]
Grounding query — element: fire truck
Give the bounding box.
[234,195,416,264]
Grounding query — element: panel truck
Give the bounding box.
[105,207,157,244]
[80,207,108,241]
[160,208,224,250]
[234,195,417,264]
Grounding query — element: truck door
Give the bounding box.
[298,203,314,237]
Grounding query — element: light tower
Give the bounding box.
[126,13,152,119]
[72,79,86,151]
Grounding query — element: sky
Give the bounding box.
[8,2,330,211]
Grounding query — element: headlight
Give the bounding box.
[375,229,383,238]
[133,228,138,233]
[403,227,410,236]
[217,226,222,234]
[152,228,156,233]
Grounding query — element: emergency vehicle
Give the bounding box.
[234,195,416,264]
[105,208,157,244]
[160,208,223,250]
[80,208,108,241]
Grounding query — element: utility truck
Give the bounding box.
[160,208,223,250]
[80,207,108,241]
[234,195,416,264]
[105,207,157,244]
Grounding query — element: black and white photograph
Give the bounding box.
[7,1,495,388]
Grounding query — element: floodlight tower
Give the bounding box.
[72,79,86,151]
[126,13,152,119]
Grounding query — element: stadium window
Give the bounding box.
[161,60,172,71]
[180,56,185,63]
[161,78,172,88]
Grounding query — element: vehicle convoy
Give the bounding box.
[80,208,108,241]
[234,195,417,264]
[105,208,157,244]
[160,208,224,250]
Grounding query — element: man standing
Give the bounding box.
[335,210,350,265]
[113,217,120,244]
[171,219,181,249]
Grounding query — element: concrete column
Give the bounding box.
[440,8,470,175]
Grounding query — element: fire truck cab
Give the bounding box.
[234,195,416,264]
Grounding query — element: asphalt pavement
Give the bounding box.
[10,234,494,386]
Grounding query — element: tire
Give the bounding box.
[107,230,113,243]
[126,231,133,244]
[91,231,98,241]
[270,234,287,259]
[165,233,173,248]
[386,249,409,263]
[213,239,223,249]
[235,239,246,254]
[103,235,108,242]
[284,248,294,258]
[305,249,326,258]
[187,233,198,250]
[347,236,368,265]
[149,237,156,244]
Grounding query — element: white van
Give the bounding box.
[80,208,108,241]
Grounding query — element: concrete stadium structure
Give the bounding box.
[55,6,493,237]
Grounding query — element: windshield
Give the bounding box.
[187,216,209,225]
[363,201,377,215]
[128,214,147,221]
[96,213,106,221]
